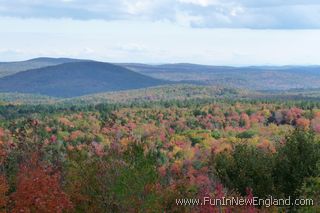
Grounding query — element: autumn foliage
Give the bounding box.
[0,100,319,212]
[10,155,73,213]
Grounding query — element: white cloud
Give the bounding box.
[0,0,320,28]
[178,0,219,7]
[123,0,155,15]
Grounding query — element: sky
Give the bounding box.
[0,0,320,65]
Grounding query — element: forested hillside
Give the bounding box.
[0,99,319,212]
[0,61,169,97]
[2,85,320,106]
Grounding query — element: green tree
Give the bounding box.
[213,144,274,198]
[65,143,160,212]
[273,130,320,201]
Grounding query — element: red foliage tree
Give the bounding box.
[0,175,8,211]
[10,155,73,213]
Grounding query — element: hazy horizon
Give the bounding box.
[2,56,320,67]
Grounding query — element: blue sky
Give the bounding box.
[0,0,320,65]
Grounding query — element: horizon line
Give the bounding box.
[1,56,320,68]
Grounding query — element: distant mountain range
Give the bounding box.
[0,57,320,98]
[121,63,320,90]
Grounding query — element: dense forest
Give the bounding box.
[0,99,319,212]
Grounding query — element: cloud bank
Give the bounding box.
[1,0,320,29]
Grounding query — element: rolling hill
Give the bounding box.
[2,84,320,106]
[121,63,320,90]
[0,61,169,97]
[0,85,248,105]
